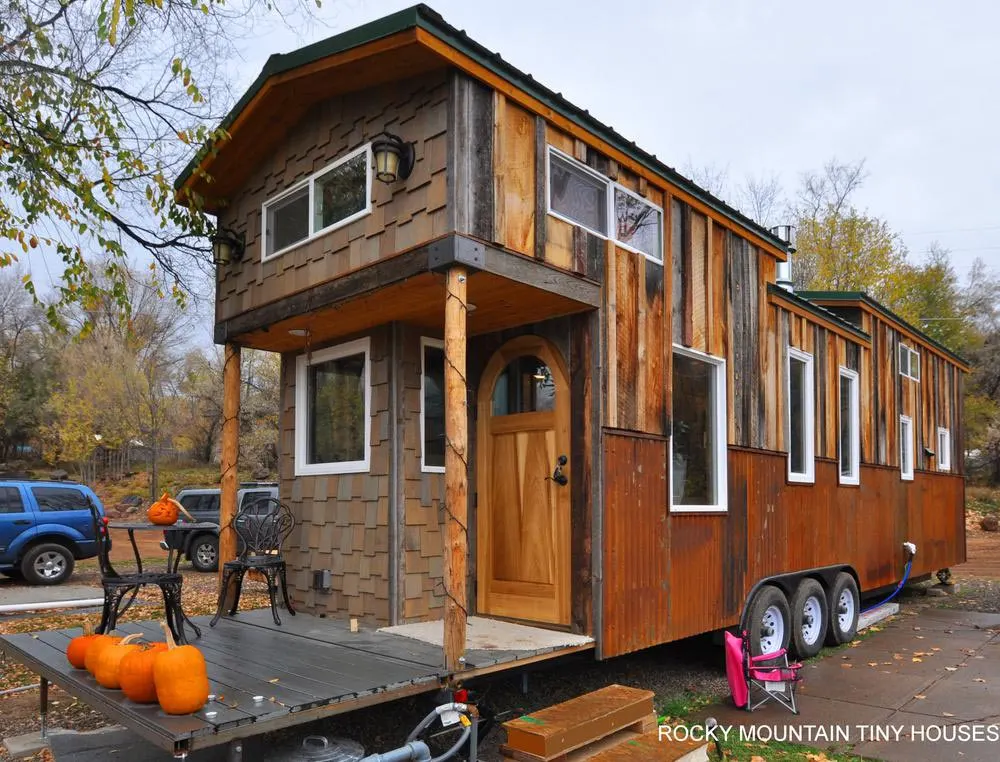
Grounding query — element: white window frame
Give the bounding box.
[262,143,373,262]
[786,347,815,484]
[937,426,951,472]
[420,337,445,474]
[670,344,728,513]
[899,343,920,381]
[294,337,371,476]
[839,367,860,486]
[900,415,915,481]
[546,146,664,264]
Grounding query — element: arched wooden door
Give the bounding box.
[476,336,571,626]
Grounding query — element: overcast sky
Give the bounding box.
[237,0,999,282]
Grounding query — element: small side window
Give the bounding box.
[937,427,951,472]
[900,415,915,481]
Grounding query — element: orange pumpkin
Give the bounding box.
[153,623,210,715]
[147,493,180,526]
[67,620,98,669]
[94,633,145,689]
[84,633,122,676]
[120,641,168,704]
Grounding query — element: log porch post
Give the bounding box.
[219,342,241,605]
[443,266,469,672]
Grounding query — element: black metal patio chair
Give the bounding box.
[87,502,199,644]
[210,497,296,627]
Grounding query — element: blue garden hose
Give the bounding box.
[861,542,916,613]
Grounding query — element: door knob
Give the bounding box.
[551,455,568,486]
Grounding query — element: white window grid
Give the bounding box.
[839,367,860,486]
[786,347,815,484]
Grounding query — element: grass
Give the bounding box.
[719,738,865,761]
[93,464,267,506]
[966,486,1000,518]
[656,690,719,722]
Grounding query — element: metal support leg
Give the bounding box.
[39,676,48,739]
[521,672,529,696]
[227,739,243,762]
[469,714,479,762]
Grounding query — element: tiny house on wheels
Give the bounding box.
[178,5,967,666]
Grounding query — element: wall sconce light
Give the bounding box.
[211,228,245,266]
[371,132,415,184]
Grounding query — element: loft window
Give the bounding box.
[671,346,728,512]
[937,427,951,472]
[787,348,815,483]
[421,338,445,473]
[294,338,370,475]
[547,146,663,262]
[839,368,860,485]
[263,144,372,261]
[548,149,608,236]
[900,415,914,481]
[899,343,920,381]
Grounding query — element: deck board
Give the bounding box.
[0,610,591,754]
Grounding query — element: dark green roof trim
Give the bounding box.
[767,284,870,343]
[174,5,791,253]
[798,290,970,367]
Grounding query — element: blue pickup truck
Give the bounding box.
[0,480,106,585]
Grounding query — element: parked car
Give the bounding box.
[0,480,106,585]
[161,483,278,572]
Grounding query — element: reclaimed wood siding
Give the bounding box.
[450,73,494,241]
[216,72,450,323]
[601,442,965,656]
[399,325,446,623]
[281,328,392,624]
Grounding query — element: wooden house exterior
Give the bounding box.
[177,5,967,665]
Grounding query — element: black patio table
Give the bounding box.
[102,521,218,644]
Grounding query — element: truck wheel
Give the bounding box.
[748,585,791,656]
[825,572,860,646]
[790,578,828,658]
[21,544,75,585]
[190,535,219,573]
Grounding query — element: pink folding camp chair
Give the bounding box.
[724,630,802,714]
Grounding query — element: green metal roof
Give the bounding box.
[767,284,870,343]
[798,290,970,367]
[175,4,790,252]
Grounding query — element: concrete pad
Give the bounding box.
[910,608,1000,629]
[0,583,103,606]
[379,615,593,651]
[853,713,1000,762]
[858,602,898,631]
[797,659,935,710]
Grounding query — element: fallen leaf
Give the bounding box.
[868,662,879,667]
[913,657,923,663]
[916,635,925,639]
[893,653,904,660]
[914,626,921,631]
[914,694,926,700]
[841,663,853,669]
[932,647,941,652]
[974,678,986,683]
[943,712,955,717]
[946,667,959,671]
[750,756,766,762]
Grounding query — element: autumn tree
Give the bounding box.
[1,0,317,323]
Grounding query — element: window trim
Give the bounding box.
[786,347,815,484]
[937,426,951,472]
[900,414,915,481]
[899,343,920,382]
[670,344,728,514]
[838,367,861,486]
[262,143,373,262]
[420,337,446,474]
[546,146,664,264]
[294,337,371,476]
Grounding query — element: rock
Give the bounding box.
[251,467,272,481]
[126,505,140,514]
[120,494,143,507]
[980,515,999,532]
[49,469,69,480]
[925,587,947,597]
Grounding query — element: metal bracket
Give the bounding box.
[428,235,485,273]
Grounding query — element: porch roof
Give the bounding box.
[216,234,601,352]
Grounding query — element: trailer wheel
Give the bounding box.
[790,578,827,658]
[748,585,791,656]
[825,572,860,646]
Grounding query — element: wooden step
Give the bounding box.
[502,684,654,760]
[501,723,708,762]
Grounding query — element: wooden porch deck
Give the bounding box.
[0,610,594,756]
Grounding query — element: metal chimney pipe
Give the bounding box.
[770,225,796,292]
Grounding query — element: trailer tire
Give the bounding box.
[790,578,828,658]
[825,572,860,646]
[747,585,791,656]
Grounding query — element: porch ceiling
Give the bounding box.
[224,235,600,353]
